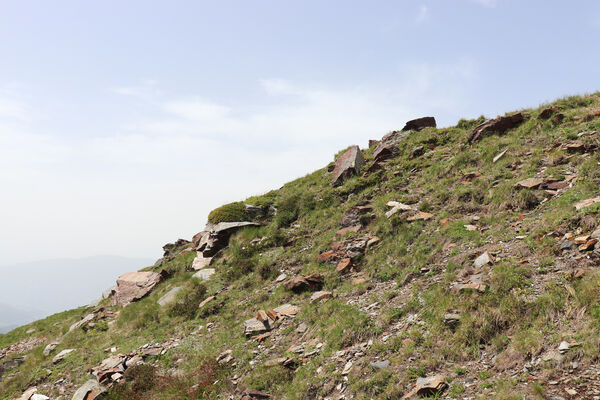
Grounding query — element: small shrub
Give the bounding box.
[169,283,207,319]
[208,202,249,224]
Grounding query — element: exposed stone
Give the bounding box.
[30,394,49,400]
[192,268,216,280]
[407,211,433,221]
[370,360,389,370]
[272,304,299,316]
[43,340,60,356]
[310,291,333,303]
[283,273,324,292]
[372,131,410,162]
[336,225,361,236]
[52,348,75,364]
[474,251,493,268]
[341,361,353,375]
[336,258,352,273]
[517,177,544,189]
[468,113,526,143]
[216,349,233,365]
[191,252,213,270]
[241,389,271,400]
[199,295,215,308]
[332,145,364,186]
[385,201,415,218]
[157,287,183,307]
[69,313,95,332]
[539,107,559,119]
[493,149,507,163]
[71,379,105,400]
[579,239,598,251]
[200,221,260,257]
[409,145,425,159]
[403,375,448,398]
[402,116,436,131]
[114,271,162,306]
[244,318,271,336]
[574,197,600,210]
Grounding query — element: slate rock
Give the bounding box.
[332,145,364,186]
[71,379,105,400]
[468,113,526,143]
[157,287,183,307]
[114,271,162,306]
[402,116,436,131]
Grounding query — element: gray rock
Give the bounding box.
[43,340,60,356]
[192,268,215,281]
[71,379,105,400]
[370,360,389,370]
[53,348,75,364]
[332,145,364,186]
[474,251,493,268]
[157,287,183,307]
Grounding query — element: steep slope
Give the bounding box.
[3,93,600,400]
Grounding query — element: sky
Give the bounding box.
[1,0,600,266]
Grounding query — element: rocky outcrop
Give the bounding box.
[113,271,163,306]
[197,221,260,257]
[402,116,436,131]
[331,145,364,186]
[467,113,526,143]
[71,379,105,400]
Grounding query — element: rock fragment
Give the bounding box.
[71,379,105,400]
[283,273,324,292]
[310,291,333,303]
[192,268,216,280]
[473,251,493,268]
[332,145,364,186]
[157,287,183,307]
[574,197,600,210]
[53,348,75,364]
[468,113,526,143]
[402,116,436,131]
[114,271,163,306]
[403,375,448,398]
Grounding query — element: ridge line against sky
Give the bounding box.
[1,0,600,265]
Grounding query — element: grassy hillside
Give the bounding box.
[3,93,600,399]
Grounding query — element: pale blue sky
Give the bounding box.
[1,0,599,264]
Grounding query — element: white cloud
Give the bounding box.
[0,59,479,264]
[0,97,27,120]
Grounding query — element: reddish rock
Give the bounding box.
[539,107,559,119]
[468,113,526,143]
[114,271,162,306]
[336,225,361,236]
[402,116,436,131]
[336,258,352,273]
[332,145,364,186]
[516,177,544,189]
[283,273,324,292]
[316,251,338,262]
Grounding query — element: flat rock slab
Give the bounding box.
[71,379,105,400]
[192,268,216,280]
[574,197,600,210]
[468,113,525,143]
[272,304,299,316]
[201,222,260,257]
[158,287,183,307]
[310,291,333,303]
[191,252,213,270]
[52,348,75,364]
[517,177,544,189]
[332,145,364,186]
[244,318,271,336]
[402,116,436,131]
[473,251,493,268]
[403,375,448,398]
[114,271,162,306]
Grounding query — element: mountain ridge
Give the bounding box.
[3,93,600,399]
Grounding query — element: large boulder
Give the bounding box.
[113,271,163,306]
[331,145,364,186]
[198,222,260,257]
[467,113,526,143]
[402,116,436,131]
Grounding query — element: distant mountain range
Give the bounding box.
[0,255,154,333]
